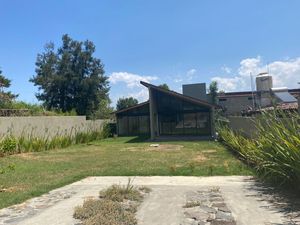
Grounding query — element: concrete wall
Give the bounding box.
[0,116,106,138]
[219,96,254,115]
[227,116,298,138]
[227,116,257,138]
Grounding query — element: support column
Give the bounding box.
[149,88,158,140]
[210,108,216,138]
[298,95,300,114]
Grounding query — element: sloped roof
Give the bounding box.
[140,81,216,108]
[114,101,149,114]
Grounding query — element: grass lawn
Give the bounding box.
[0,136,252,209]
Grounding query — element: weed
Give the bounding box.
[169,165,177,174]
[74,181,149,225]
[183,201,201,208]
[188,162,196,173]
[99,179,142,202]
[138,186,151,193]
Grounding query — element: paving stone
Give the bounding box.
[184,208,210,221]
[181,218,200,225]
[199,205,217,214]
[210,221,236,225]
[215,211,234,221]
[212,202,226,208]
[210,198,224,203]
[218,206,231,213]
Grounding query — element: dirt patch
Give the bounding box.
[121,147,143,152]
[0,185,27,193]
[122,144,183,152]
[202,149,217,153]
[16,153,38,160]
[16,153,71,162]
[146,144,183,152]
[193,154,207,163]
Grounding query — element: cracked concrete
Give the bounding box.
[0,176,298,225]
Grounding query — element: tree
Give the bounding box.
[0,69,17,108]
[208,81,218,104]
[30,34,110,118]
[116,97,138,111]
[158,83,169,90]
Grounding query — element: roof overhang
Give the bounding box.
[114,101,149,114]
[140,81,217,108]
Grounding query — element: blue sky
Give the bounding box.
[1,0,300,107]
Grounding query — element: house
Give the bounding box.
[217,73,300,115]
[115,81,216,140]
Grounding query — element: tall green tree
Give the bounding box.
[208,81,218,104]
[158,83,170,90]
[116,97,138,111]
[0,69,17,108]
[30,34,110,118]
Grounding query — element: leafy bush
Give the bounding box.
[101,123,116,138]
[218,110,300,187]
[2,101,78,116]
[0,137,17,154]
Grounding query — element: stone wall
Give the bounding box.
[0,116,106,138]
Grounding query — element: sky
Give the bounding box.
[1,0,300,107]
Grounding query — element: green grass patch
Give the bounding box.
[0,136,252,209]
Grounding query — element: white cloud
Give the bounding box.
[212,56,300,92]
[187,68,196,76]
[174,78,183,83]
[109,72,158,88]
[173,69,197,83]
[221,65,232,74]
[187,68,197,80]
[128,88,149,102]
[109,71,158,105]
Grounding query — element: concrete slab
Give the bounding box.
[0,176,297,225]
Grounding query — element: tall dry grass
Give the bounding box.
[0,123,110,156]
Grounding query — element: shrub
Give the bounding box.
[74,199,137,225]
[217,110,300,187]
[73,180,150,225]
[0,136,17,154]
[101,123,116,138]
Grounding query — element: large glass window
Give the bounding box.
[117,103,150,136]
[156,91,211,135]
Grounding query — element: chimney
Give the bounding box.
[182,83,207,102]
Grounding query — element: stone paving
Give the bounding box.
[0,187,78,225]
[182,187,236,225]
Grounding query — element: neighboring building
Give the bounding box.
[217,73,300,115]
[115,81,216,140]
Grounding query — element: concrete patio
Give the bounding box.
[0,176,298,225]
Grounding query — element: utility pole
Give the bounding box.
[298,82,300,114]
[250,73,255,109]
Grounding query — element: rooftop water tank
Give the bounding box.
[256,73,273,92]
